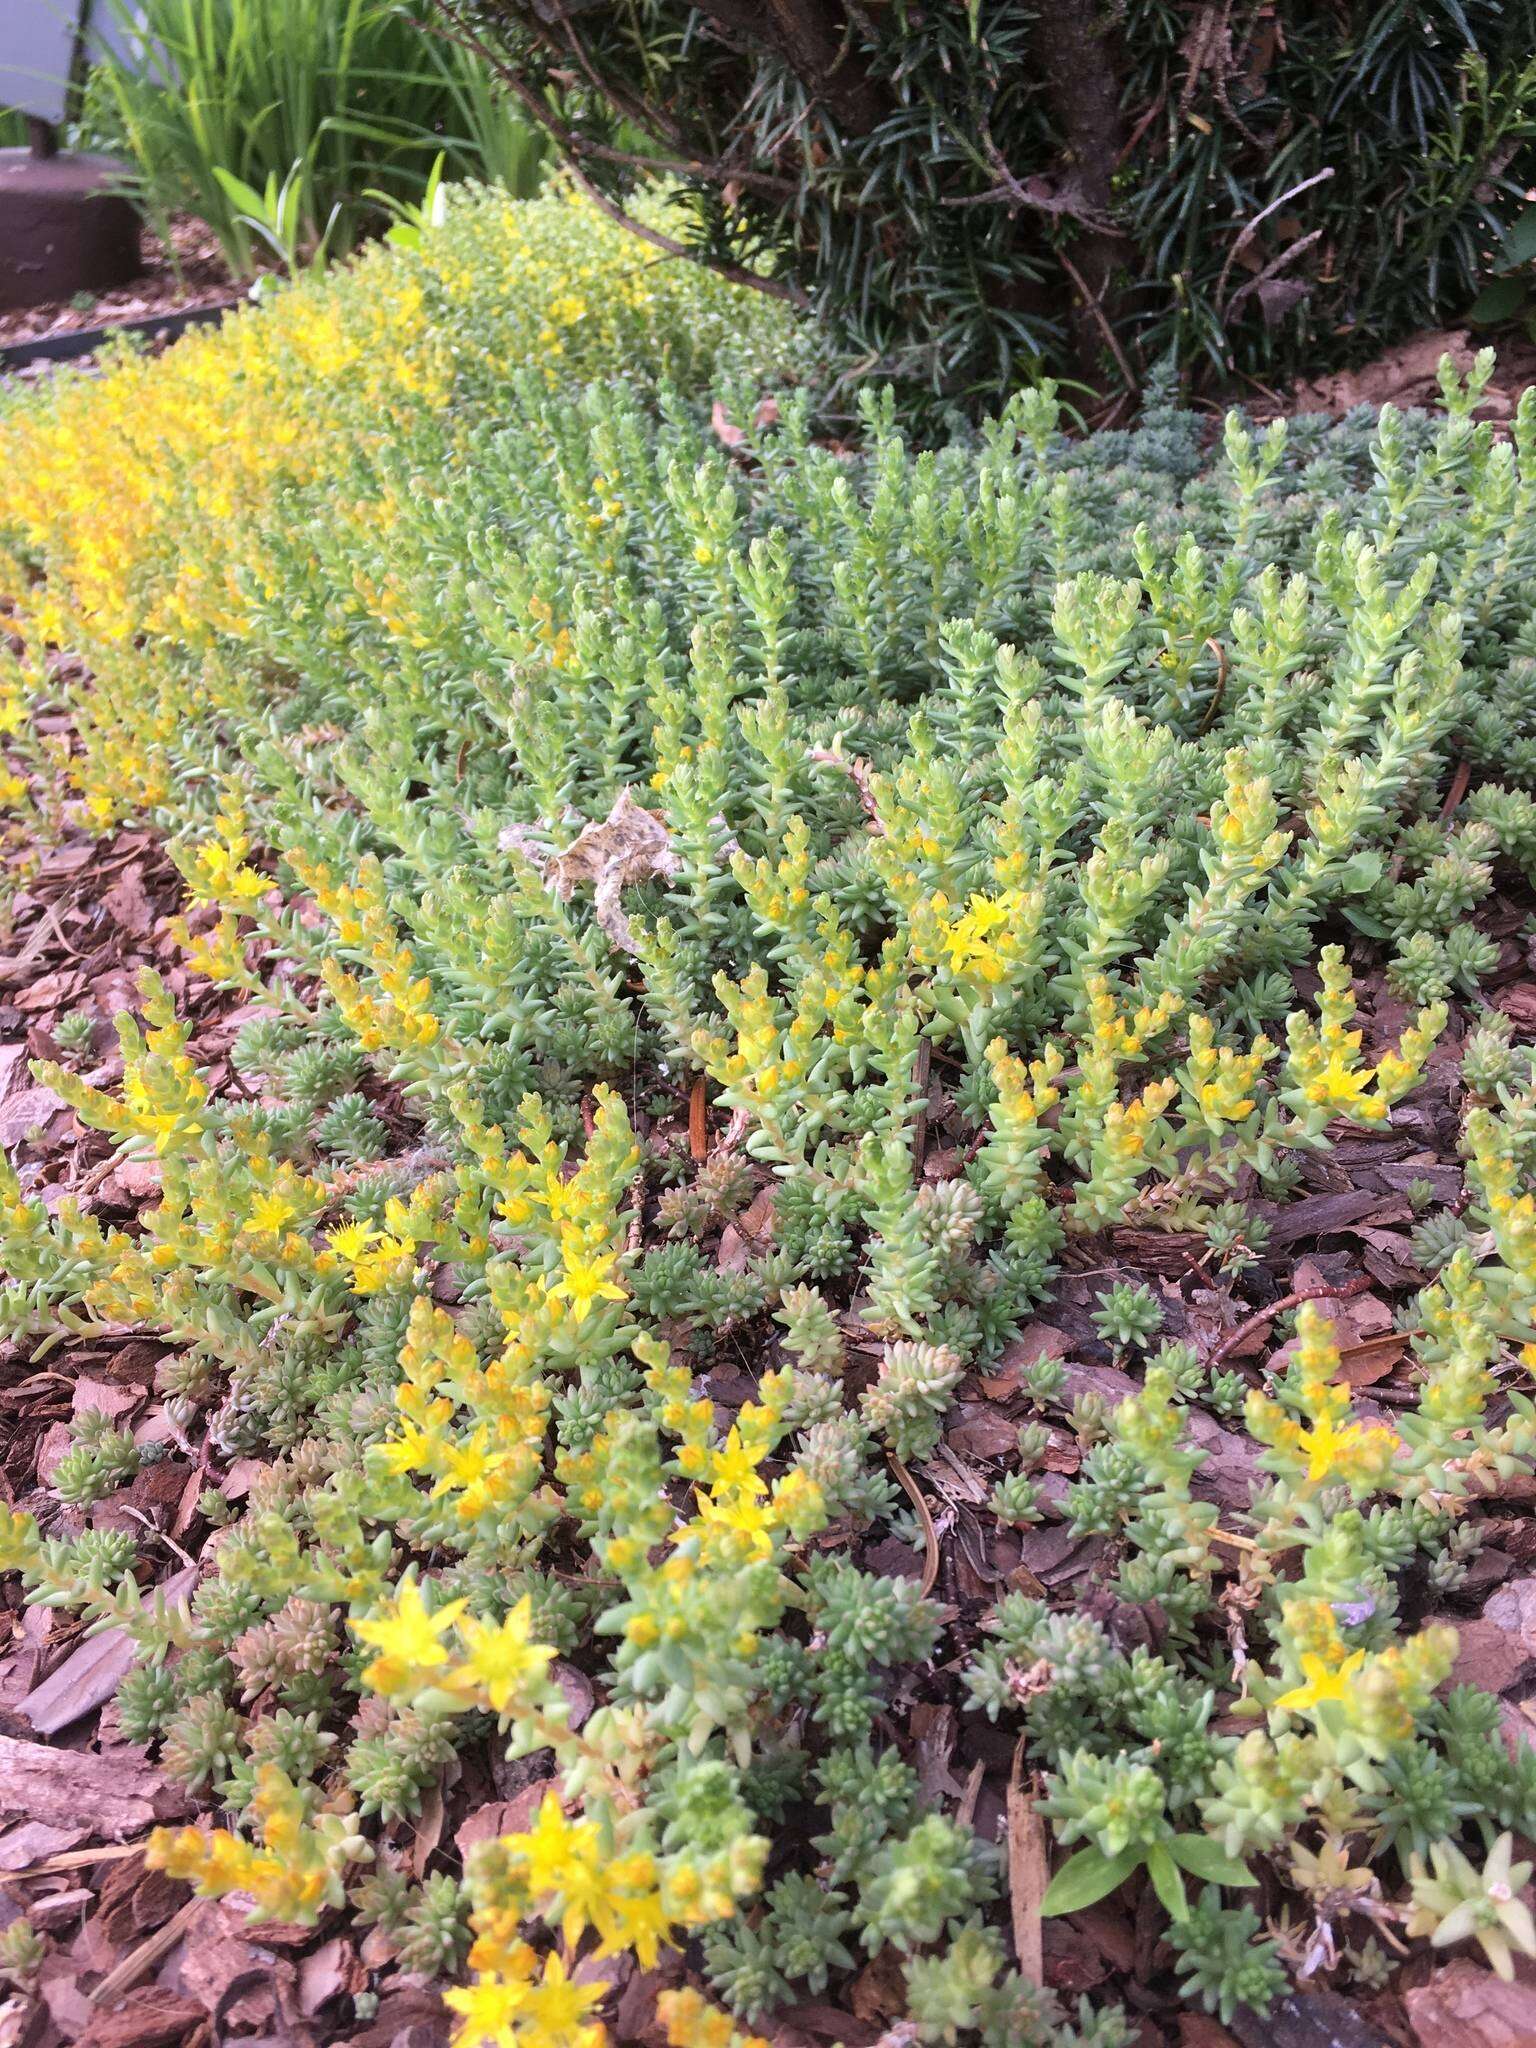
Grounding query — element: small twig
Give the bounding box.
[416,5,807,307]
[1206,1274,1372,1372]
[910,1039,933,1179]
[1439,758,1472,824]
[688,1073,708,1162]
[1215,166,1335,312]
[563,160,809,306]
[956,1758,986,1830]
[90,1897,201,2003]
[0,1841,145,1881]
[890,1455,939,1598]
[1195,636,1230,734]
[1057,250,1138,394]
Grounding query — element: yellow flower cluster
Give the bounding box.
[1247,1303,1402,1493]
[1268,1596,1457,1751]
[374,1296,554,1538]
[467,1793,679,1971]
[1468,1106,1536,1295]
[1283,946,1443,1128]
[445,1948,605,2048]
[919,886,1042,988]
[149,1765,369,1924]
[442,1941,606,2048]
[0,182,791,828]
[297,864,445,1062]
[656,1988,771,2048]
[1183,1012,1274,1127]
[352,1580,555,1714]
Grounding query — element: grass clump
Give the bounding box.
[88,0,547,273]
[1,213,1536,2044]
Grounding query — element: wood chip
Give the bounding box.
[0,1734,188,1840]
[1005,1736,1046,1987]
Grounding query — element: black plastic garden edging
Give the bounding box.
[0,296,243,371]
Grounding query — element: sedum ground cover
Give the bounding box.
[1,183,1536,2045]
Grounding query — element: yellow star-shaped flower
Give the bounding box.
[351,1580,465,1695]
[1273,1647,1366,1717]
[546,1238,626,1323]
[445,1599,554,1714]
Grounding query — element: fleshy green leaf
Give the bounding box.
[1040,1843,1141,1917]
[1144,1841,1189,1921]
[1168,1835,1257,1887]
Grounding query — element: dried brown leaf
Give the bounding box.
[523,789,682,956]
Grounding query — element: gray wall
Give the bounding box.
[1,1,136,126]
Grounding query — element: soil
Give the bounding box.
[1272,325,1536,422]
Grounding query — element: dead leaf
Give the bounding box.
[347,1985,451,2048]
[13,970,84,1013]
[407,1781,446,1879]
[34,1423,73,1488]
[1485,1578,1536,1637]
[455,1780,554,1859]
[1264,1192,1388,1247]
[1440,1611,1536,1697]
[711,399,746,448]
[93,1851,189,1947]
[945,1404,1020,1460]
[518,789,682,956]
[909,1704,962,1808]
[19,1628,139,1737]
[1037,1913,1114,1994]
[847,1948,906,2023]
[984,1323,1070,1397]
[1290,329,1475,417]
[1227,1988,1398,2047]
[1353,1225,1425,1291]
[776,2007,882,2047]
[1110,1227,1207,1276]
[1334,1330,1412,1388]
[95,1158,161,1204]
[734,1186,775,1245]
[1495,983,1536,1034]
[29,1885,93,1930]
[0,1821,89,1869]
[36,1960,94,2042]
[175,1900,292,2027]
[297,1936,360,2017]
[72,1376,143,1422]
[553,1658,595,1729]
[100,865,154,937]
[1179,2020,1244,2048]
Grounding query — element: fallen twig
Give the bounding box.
[890,1455,939,1598]
[1207,1274,1372,1372]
